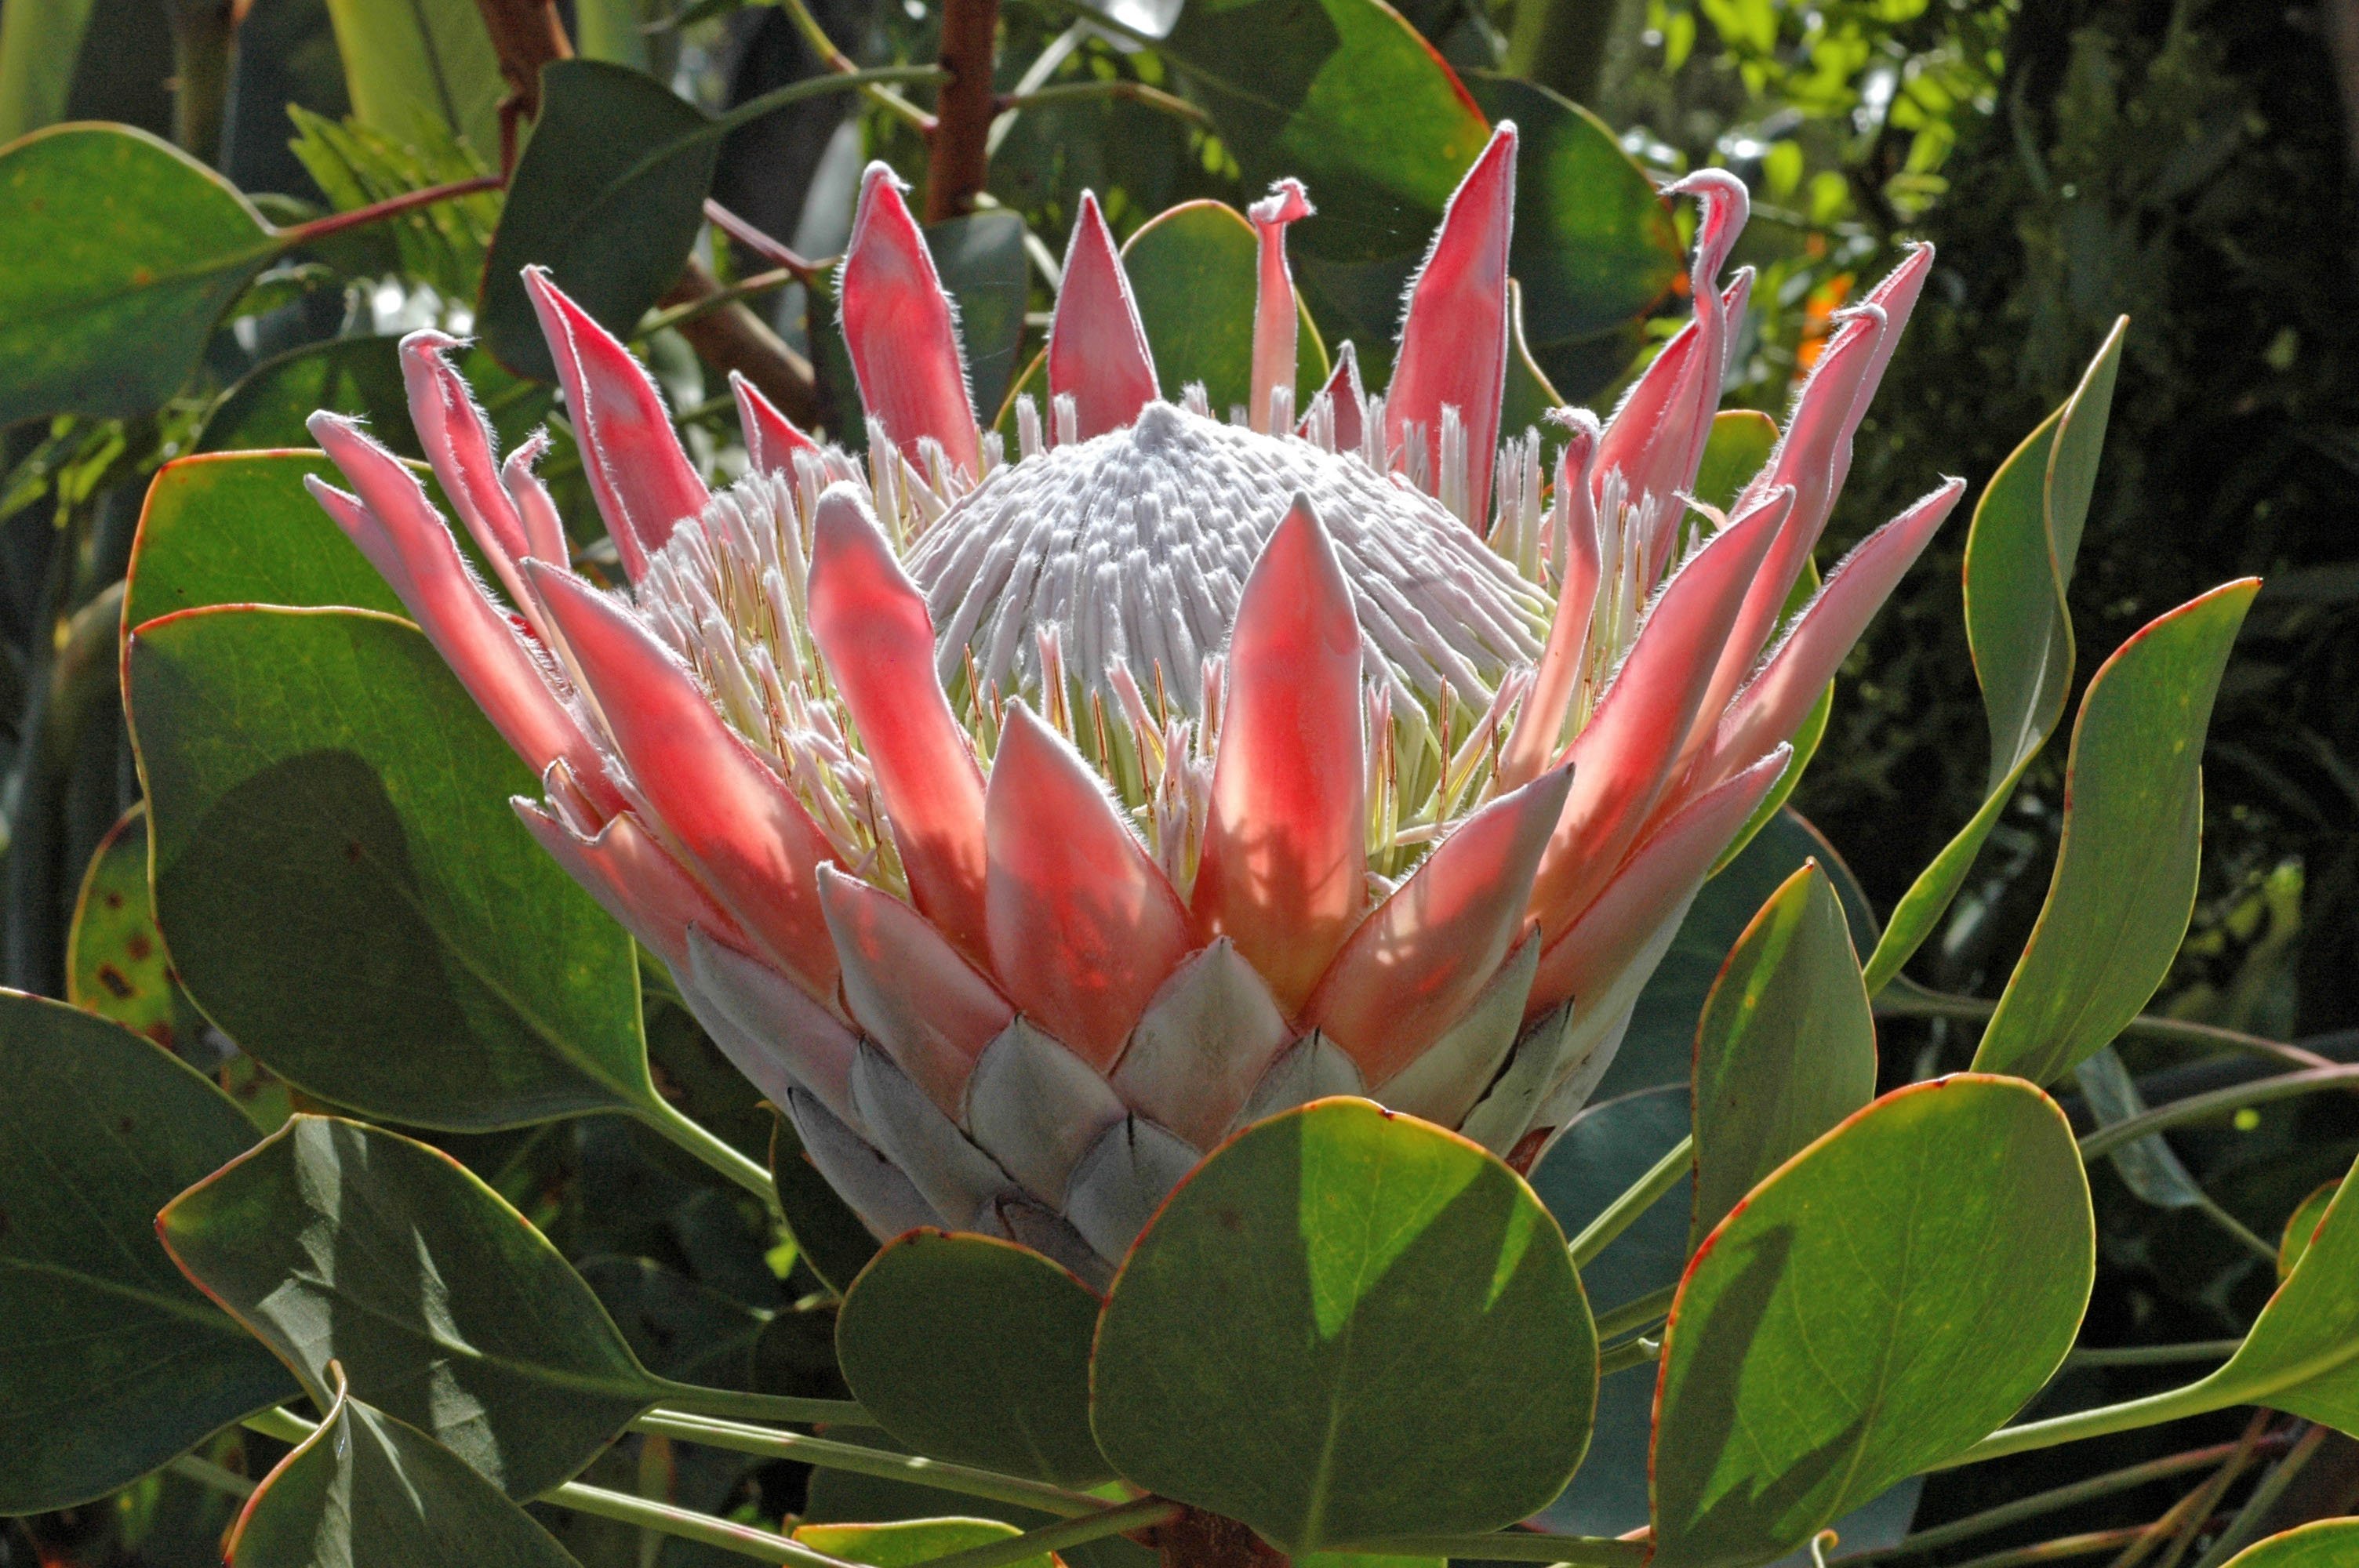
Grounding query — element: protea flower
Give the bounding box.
[304,125,1961,1283]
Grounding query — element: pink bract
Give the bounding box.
[308,132,1961,1282]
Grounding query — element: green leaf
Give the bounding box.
[322,0,505,161]
[805,1462,1154,1568]
[480,60,715,381]
[1158,0,1490,263]
[1689,862,1877,1247]
[581,1256,769,1388]
[0,989,296,1513]
[125,606,652,1129]
[1122,199,1329,416]
[0,0,97,143]
[1970,579,2257,1083]
[1863,319,2126,993]
[929,212,1030,426]
[227,1376,580,1567]
[125,452,410,630]
[772,1112,882,1296]
[200,336,417,456]
[159,1113,670,1498]
[0,125,281,425]
[1650,1076,2094,1568]
[1465,73,1681,375]
[795,1517,1049,1568]
[2219,1520,2359,1568]
[1588,811,1877,1103]
[1691,410,1779,515]
[836,1231,1110,1487]
[1092,1098,1595,1553]
[67,803,209,1057]
[2281,1179,2338,1279]
[2185,1152,2359,1432]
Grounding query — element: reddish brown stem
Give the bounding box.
[658,267,825,428]
[925,0,1001,220]
[704,199,826,281]
[276,174,507,245]
[471,0,572,171]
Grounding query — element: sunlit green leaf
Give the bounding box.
[1971,579,2256,1083]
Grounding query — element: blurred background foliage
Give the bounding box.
[7,0,2359,1560]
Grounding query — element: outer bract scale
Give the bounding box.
[296,132,1961,1279]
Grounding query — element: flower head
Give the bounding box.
[307,129,1961,1280]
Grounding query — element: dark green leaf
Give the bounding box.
[581,1256,769,1388]
[795,1517,1049,1568]
[1092,1098,1594,1552]
[2281,1179,2338,1279]
[126,606,651,1129]
[772,1112,881,1296]
[1158,0,1489,263]
[1650,1076,2094,1568]
[0,989,295,1512]
[1587,811,1877,1103]
[0,125,280,424]
[0,0,99,142]
[929,211,1030,425]
[1465,73,1681,369]
[1690,862,1876,1247]
[160,1113,668,1497]
[2219,1520,2359,1567]
[202,336,415,455]
[125,452,410,629]
[837,1231,1108,1487]
[227,1380,580,1567]
[481,60,714,381]
[1123,199,1329,416]
[1863,320,2126,993]
[321,0,505,162]
[1971,579,2257,1083]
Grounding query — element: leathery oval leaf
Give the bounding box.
[2218,1520,2359,1568]
[2280,1179,2339,1280]
[1971,579,2257,1084]
[1091,1097,1596,1553]
[158,1113,666,1498]
[226,1381,579,1568]
[125,606,651,1130]
[796,1516,1050,1568]
[1121,200,1329,416]
[124,452,413,630]
[2199,1152,2359,1431]
[67,802,210,1058]
[0,990,296,1513]
[1689,862,1877,1247]
[1649,1075,2094,1568]
[836,1229,1112,1487]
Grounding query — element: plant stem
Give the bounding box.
[987,23,1088,154]
[915,1497,1184,1568]
[1871,987,2339,1075]
[995,80,1211,127]
[1837,1436,2291,1563]
[1570,1135,1692,1268]
[1502,0,1625,105]
[634,1410,1108,1517]
[926,0,1001,220]
[1936,1527,2152,1568]
[639,269,796,338]
[1592,1283,1678,1342]
[638,1099,780,1210]
[1343,1532,1648,1564]
[1597,1335,1662,1377]
[275,176,507,247]
[651,1388,875,1428]
[706,200,825,281]
[2079,1065,2359,1162]
[552,1479,855,1564]
[2064,1341,2245,1370]
[167,1451,256,1497]
[1939,1379,2233,1470]
[772,0,937,131]
[2187,1424,2331,1568]
[245,1407,316,1445]
[162,0,234,164]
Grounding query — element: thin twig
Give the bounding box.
[635,1410,1108,1518]
[2063,1341,2245,1370]
[274,175,506,246]
[1570,1134,1692,1268]
[705,200,826,281]
[996,79,1211,127]
[2080,1065,2359,1162]
[772,0,936,132]
[1871,987,2339,1075]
